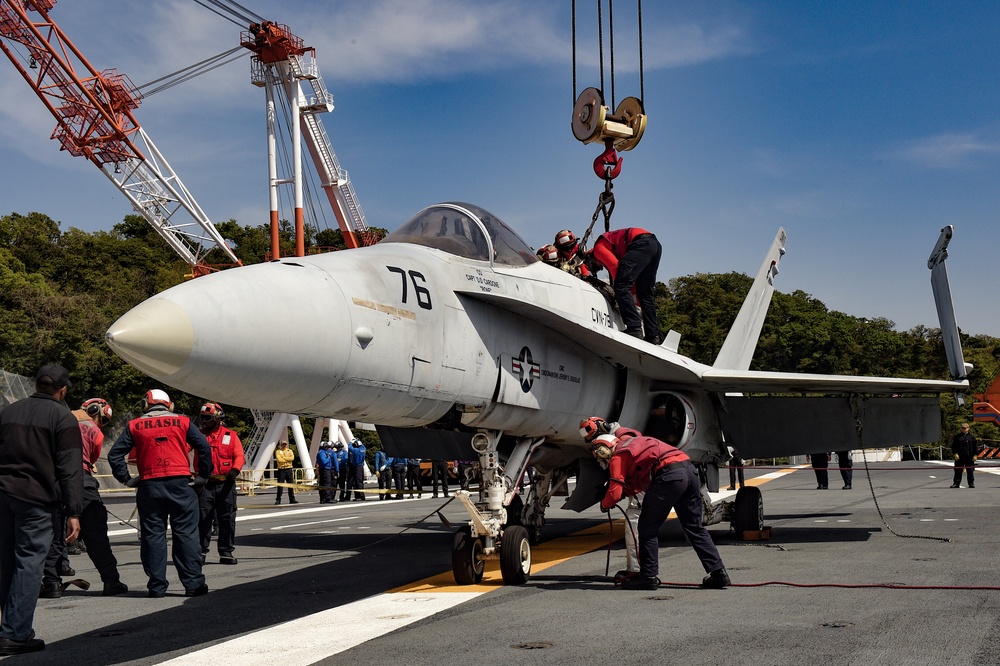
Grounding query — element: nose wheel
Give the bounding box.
[452,526,485,585]
[499,525,531,585]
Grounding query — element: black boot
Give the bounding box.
[701,568,731,589]
[620,574,660,590]
[39,582,62,599]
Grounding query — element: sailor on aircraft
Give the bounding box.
[553,229,592,278]
[590,227,663,345]
[535,244,560,265]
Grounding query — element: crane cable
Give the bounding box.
[571,1,645,122]
[136,46,245,98]
[572,0,645,248]
[136,0,270,97]
[191,0,265,28]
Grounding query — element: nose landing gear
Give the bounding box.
[450,431,539,586]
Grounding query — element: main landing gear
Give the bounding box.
[451,431,538,586]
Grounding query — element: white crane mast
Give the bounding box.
[241,21,374,253]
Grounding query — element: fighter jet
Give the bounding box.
[105,202,970,585]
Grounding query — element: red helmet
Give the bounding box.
[199,402,224,427]
[579,416,608,443]
[200,402,224,419]
[536,244,559,264]
[141,389,172,412]
[81,398,112,427]
[554,229,577,251]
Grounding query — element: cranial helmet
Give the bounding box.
[579,416,609,443]
[554,229,577,250]
[81,398,113,427]
[141,389,172,412]
[590,433,619,469]
[199,402,224,427]
[536,244,560,264]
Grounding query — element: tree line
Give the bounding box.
[1,211,997,452]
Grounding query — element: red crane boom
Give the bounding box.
[0,0,241,275]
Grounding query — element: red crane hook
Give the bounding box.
[593,139,623,180]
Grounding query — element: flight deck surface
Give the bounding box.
[24,462,1000,665]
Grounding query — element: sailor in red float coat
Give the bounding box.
[204,426,246,481]
[60,400,127,595]
[599,434,689,510]
[197,403,245,565]
[125,414,209,480]
[108,390,212,597]
[590,227,663,344]
[588,426,729,591]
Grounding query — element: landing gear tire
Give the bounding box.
[499,525,531,585]
[733,486,764,533]
[452,526,484,585]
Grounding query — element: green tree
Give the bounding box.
[2,209,997,457]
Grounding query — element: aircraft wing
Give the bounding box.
[699,367,968,395]
[459,288,969,396]
[455,288,712,386]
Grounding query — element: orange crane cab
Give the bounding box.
[973,374,1000,427]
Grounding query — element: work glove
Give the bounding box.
[125,476,141,488]
[226,468,241,481]
[954,454,960,460]
[189,476,209,492]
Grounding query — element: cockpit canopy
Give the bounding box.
[382,202,537,267]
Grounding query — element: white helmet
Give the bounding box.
[141,389,172,412]
[590,433,619,469]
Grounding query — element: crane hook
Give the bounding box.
[593,139,623,180]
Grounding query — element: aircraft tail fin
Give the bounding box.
[928,225,972,404]
[713,228,787,371]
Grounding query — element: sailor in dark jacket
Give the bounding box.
[0,364,84,655]
[951,423,979,488]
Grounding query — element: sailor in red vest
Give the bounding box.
[108,389,212,598]
[585,418,729,590]
[589,227,663,344]
[552,229,592,278]
[67,398,127,596]
[580,417,644,583]
[196,403,245,566]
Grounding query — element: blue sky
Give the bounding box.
[1,1,998,337]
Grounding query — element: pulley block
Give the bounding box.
[571,87,647,151]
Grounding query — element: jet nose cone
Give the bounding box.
[106,298,194,378]
[105,260,353,411]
